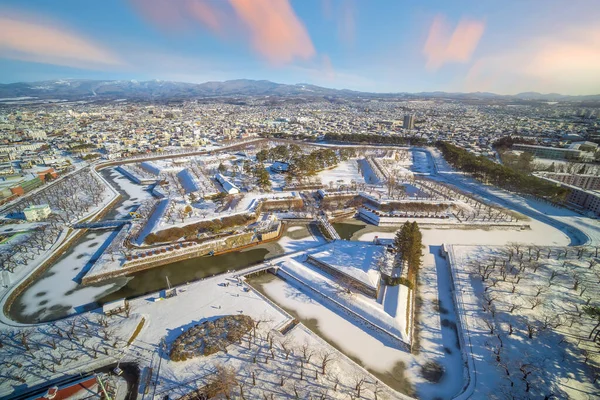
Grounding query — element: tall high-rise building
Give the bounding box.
[403,115,415,130]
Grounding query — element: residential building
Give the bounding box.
[538,176,600,216]
[23,204,51,221]
[403,115,415,130]
[537,172,600,191]
[513,144,582,160]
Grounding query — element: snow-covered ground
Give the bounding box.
[412,150,433,174]
[2,142,600,400]
[307,241,383,290]
[110,168,155,218]
[131,269,406,399]
[358,158,381,184]
[13,229,128,322]
[450,244,600,399]
[254,273,416,394]
[0,310,143,398]
[318,160,366,186]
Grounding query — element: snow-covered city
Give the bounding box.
[0,131,599,399]
[1,1,600,398]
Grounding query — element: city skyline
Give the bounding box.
[1,0,599,95]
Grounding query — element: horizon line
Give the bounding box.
[1,77,599,98]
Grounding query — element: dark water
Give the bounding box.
[332,221,366,240]
[99,247,272,303]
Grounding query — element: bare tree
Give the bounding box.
[526,323,536,339]
[484,319,495,334]
[508,303,522,314]
[319,351,335,375]
[207,363,238,400]
[301,342,314,364]
[353,375,367,398]
[571,273,581,291]
[278,336,292,360]
[528,297,543,310]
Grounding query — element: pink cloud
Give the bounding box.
[187,1,226,35]
[129,0,315,66]
[0,15,122,69]
[464,25,600,95]
[129,0,229,35]
[338,0,356,45]
[226,0,315,65]
[128,0,185,30]
[423,15,485,70]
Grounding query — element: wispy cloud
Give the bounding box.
[423,15,485,70]
[228,0,315,65]
[465,24,600,95]
[338,0,356,45]
[129,0,315,66]
[129,0,229,35]
[0,14,123,69]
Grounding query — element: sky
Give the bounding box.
[0,0,599,95]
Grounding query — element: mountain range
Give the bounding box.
[0,79,598,102]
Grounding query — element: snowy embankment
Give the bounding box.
[140,160,162,176]
[278,258,410,346]
[426,147,598,245]
[307,241,382,290]
[133,198,170,245]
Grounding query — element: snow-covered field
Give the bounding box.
[307,241,383,290]
[2,143,600,400]
[451,244,600,399]
[13,229,127,322]
[318,160,366,186]
[131,270,405,399]
[0,311,143,398]
[412,151,433,174]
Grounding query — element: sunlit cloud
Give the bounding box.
[423,15,485,70]
[129,0,229,35]
[228,0,315,65]
[338,0,356,45]
[0,14,123,69]
[186,0,227,35]
[129,0,315,66]
[465,24,600,95]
